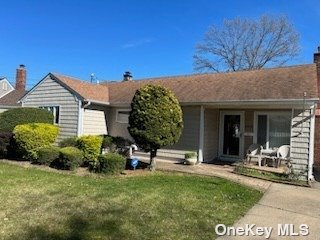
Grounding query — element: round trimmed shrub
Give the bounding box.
[33,146,60,165]
[13,123,59,160]
[53,147,83,170]
[91,153,126,174]
[0,108,54,131]
[77,135,103,165]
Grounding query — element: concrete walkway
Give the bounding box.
[217,183,320,240]
[155,160,271,191]
[154,160,320,240]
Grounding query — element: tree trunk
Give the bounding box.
[149,148,157,171]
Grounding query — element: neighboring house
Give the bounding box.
[0,65,27,113]
[20,51,320,181]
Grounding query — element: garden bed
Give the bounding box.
[234,165,310,187]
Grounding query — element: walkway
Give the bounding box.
[155,160,271,191]
[154,159,320,240]
[217,183,320,240]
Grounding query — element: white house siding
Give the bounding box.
[22,76,79,141]
[0,79,14,98]
[203,108,219,161]
[83,105,108,135]
[290,108,312,180]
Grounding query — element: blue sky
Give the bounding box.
[0,0,319,89]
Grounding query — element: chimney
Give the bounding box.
[123,71,132,81]
[15,64,26,91]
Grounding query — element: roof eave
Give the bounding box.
[109,98,319,108]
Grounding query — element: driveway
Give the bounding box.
[217,183,320,240]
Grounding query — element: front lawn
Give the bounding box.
[0,162,262,240]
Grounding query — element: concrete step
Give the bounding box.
[133,149,188,163]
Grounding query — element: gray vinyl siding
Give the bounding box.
[107,107,132,140]
[203,108,219,161]
[22,75,79,141]
[0,79,14,98]
[83,104,108,135]
[169,106,200,151]
[107,106,201,157]
[290,108,312,180]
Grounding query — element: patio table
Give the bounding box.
[258,148,278,167]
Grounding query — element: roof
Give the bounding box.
[0,89,26,106]
[50,73,109,103]
[103,64,318,105]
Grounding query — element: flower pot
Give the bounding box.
[185,157,197,165]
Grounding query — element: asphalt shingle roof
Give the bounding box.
[103,64,318,105]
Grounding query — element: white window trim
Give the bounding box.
[39,105,61,125]
[116,109,131,124]
[253,111,291,150]
[2,82,7,90]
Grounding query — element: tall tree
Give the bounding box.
[193,15,300,72]
[128,85,183,171]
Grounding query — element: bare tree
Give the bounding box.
[193,15,300,72]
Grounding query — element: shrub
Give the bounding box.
[13,123,59,160]
[102,135,133,156]
[128,84,183,170]
[0,131,13,158]
[0,108,54,131]
[52,147,83,170]
[59,137,78,148]
[185,152,197,159]
[91,153,126,174]
[76,135,103,165]
[101,136,117,153]
[33,146,60,165]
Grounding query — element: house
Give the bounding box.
[0,65,27,113]
[19,50,320,181]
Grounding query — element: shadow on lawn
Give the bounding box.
[8,212,128,240]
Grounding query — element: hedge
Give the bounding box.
[59,137,78,148]
[13,123,59,160]
[91,153,126,174]
[52,147,83,170]
[33,146,60,165]
[77,135,103,165]
[0,131,13,158]
[0,108,54,131]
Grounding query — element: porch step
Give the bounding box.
[133,149,187,163]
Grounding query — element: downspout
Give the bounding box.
[77,100,83,136]
[308,104,316,182]
[198,106,205,163]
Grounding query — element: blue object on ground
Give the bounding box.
[130,157,139,170]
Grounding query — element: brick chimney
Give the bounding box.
[314,46,320,96]
[123,71,132,81]
[15,64,26,91]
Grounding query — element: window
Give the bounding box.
[254,112,291,149]
[116,109,130,123]
[2,82,7,90]
[40,106,60,124]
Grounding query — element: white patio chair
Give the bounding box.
[246,144,261,165]
[275,145,290,168]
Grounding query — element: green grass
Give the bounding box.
[0,162,262,240]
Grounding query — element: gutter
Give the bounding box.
[109,98,319,108]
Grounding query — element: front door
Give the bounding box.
[219,111,244,160]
